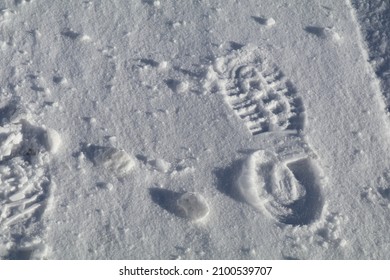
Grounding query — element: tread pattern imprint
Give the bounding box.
[205,45,304,136]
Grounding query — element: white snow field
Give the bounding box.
[1,0,390,259]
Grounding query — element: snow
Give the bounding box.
[85,145,136,176]
[44,128,61,154]
[0,0,390,260]
[150,158,171,173]
[176,192,210,222]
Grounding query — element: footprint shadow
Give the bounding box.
[61,29,81,40]
[164,79,181,92]
[229,41,245,51]
[251,16,268,25]
[81,143,104,163]
[0,101,19,126]
[149,188,185,218]
[213,159,245,203]
[304,26,326,38]
[4,248,36,260]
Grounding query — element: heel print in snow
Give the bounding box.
[206,46,324,225]
[235,150,324,226]
[0,104,60,259]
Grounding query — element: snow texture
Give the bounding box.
[0,0,390,260]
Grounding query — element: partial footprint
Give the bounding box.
[149,188,210,222]
[206,45,325,225]
[83,144,136,176]
[0,114,60,259]
[206,45,304,136]
[235,150,324,226]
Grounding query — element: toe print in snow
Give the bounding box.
[206,45,304,136]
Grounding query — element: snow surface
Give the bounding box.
[1,0,390,259]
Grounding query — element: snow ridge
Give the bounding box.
[350,0,390,111]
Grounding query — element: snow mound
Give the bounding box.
[150,158,171,173]
[176,192,210,221]
[44,128,61,154]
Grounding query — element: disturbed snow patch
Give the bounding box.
[84,145,136,176]
[0,112,61,259]
[149,189,210,222]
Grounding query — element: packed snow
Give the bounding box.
[0,0,390,260]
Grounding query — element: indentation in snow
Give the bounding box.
[235,150,324,226]
[85,145,136,176]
